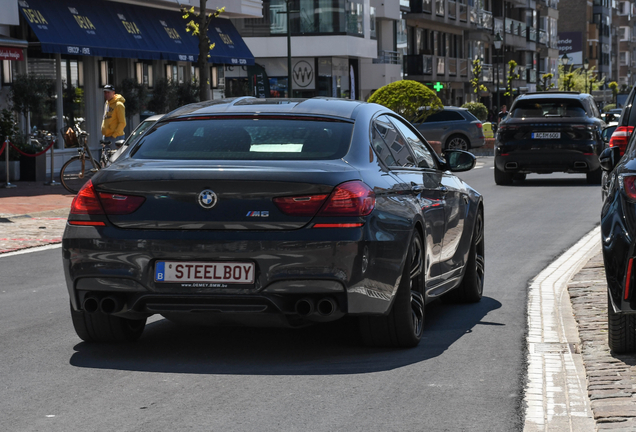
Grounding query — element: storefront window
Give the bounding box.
[136,63,153,88]
[370,7,377,39]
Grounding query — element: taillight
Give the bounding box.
[70,180,145,215]
[498,125,519,132]
[70,180,104,214]
[609,126,634,156]
[622,175,636,201]
[317,181,375,217]
[475,122,483,129]
[273,194,329,216]
[98,193,145,215]
[272,181,375,218]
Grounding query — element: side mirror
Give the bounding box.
[599,147,622,172]
[602,126,617,143]
[115,139,126,148]
[444,150,476,172]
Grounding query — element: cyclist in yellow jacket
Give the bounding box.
[101,84,126,142]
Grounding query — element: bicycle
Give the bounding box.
[59,125,117,194]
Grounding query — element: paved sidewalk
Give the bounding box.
[0,181,73,253]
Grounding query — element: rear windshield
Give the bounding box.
[511,100,587,118]
[130,118,353,160]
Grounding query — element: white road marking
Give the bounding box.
[523,226,600,431]
[0,243,61,258]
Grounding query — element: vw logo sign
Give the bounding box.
[198,189,217,209]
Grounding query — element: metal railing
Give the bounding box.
[527,26,537,42]
[449,58,457,76]
[459,58,468,77]
[404,54,433,75]
[459,3,468,21]
[373,50,401,65]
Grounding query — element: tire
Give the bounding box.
[445,134,470,151]
[359,232,425,348]
[587,168,602,185]
[494,165,513,185]
[442,209,485,303]
[60,156,100,194]
[70,303,146,343]
[513,173,526,181]
[607,293,636,354]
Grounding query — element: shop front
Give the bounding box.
[15,0,254,175]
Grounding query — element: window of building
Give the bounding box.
[2,60,12,84]
[99,60,113,87]
[620,26,630,41]
[370,7,376,39]
[136,62,154,88]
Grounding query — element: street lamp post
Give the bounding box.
[561,53,571,90]
[584,58,589,94]
[493,33,503,112]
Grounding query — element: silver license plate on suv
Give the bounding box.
[532,132,560,139]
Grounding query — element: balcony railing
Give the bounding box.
[527,68,537,83]
[505,18,526,37]
[527,27,537,42]
[436,0,445,16]
[494,18,503,36]
[470,7,478,24]
[449,58,457,76]
[373,50,401,65]
[539,29,548,45]
[480,11,493,30]
[404,54,433,75]
[448,0,456,19]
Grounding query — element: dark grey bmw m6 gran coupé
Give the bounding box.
[63,97,484,348]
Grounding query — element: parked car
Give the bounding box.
[107,114,163,163]
[601,125,618,200]
[414,106,485,151]
[599,136,636,352]
[62,97,485,348]
[494,92,605,185]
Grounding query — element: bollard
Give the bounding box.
[2,136,16,189]
[44,134,59,186]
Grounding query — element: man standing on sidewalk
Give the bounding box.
[101,84,126,142]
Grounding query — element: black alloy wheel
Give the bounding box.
[442,210,485,303]
[70,303,146,343]
[446,134,469,151]
[607,293,636,354]
[359,232,425,348]
[587,168,602,185]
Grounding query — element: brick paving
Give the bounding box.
[0,182,73,253]
[568,254,636,430]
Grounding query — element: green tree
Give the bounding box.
[118,78,148,123]
[181,1,225,101]
[367,80,443,123]
[557,65,604,92]
[10,74,55,134]
[504,60,519,97]
[538,73,555,91]
[461,102,488,121]
[469,58,488,96]
[147,78,200,113]
[608,81,619,105]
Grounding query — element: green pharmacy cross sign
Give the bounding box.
[433,82,444,92]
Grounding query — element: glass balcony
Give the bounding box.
[448,0,456,19]
[437,57,446,75]
[539,29,548,45]
[459,59,468,77]
[527,68,537,83]
[449,58,457,76]
[527,27,537,42]
[481,64,493,82]
[480,11,493,30]
[436,0,445,16]
[404,54,433,75]
[459,3,468,22]
[373,50,401,65]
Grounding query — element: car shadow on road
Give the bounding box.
[69,296,502,376]
[505,177,600,188]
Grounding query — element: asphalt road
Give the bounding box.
[0,157,603,432]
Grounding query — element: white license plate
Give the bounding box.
[532,132,560,139]
[155,261,255,284]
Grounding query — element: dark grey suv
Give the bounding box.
[415,107,486,151]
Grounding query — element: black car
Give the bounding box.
[63,97,484,348]
[494,92,605,185]
[600,136,636,353]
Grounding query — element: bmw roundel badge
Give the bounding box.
[198,189,217,209]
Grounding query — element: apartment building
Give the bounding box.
[613,0,636,90]
[232,0,402,101]
[403,0,559,108]
[558,0,611,86]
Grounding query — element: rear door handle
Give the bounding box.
[411,182,424,192]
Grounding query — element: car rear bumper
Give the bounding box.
[494,146,601,174]
[62,223,409,325]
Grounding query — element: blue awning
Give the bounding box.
[19,0,254,65]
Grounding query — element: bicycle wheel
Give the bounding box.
[60,156,100,194]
